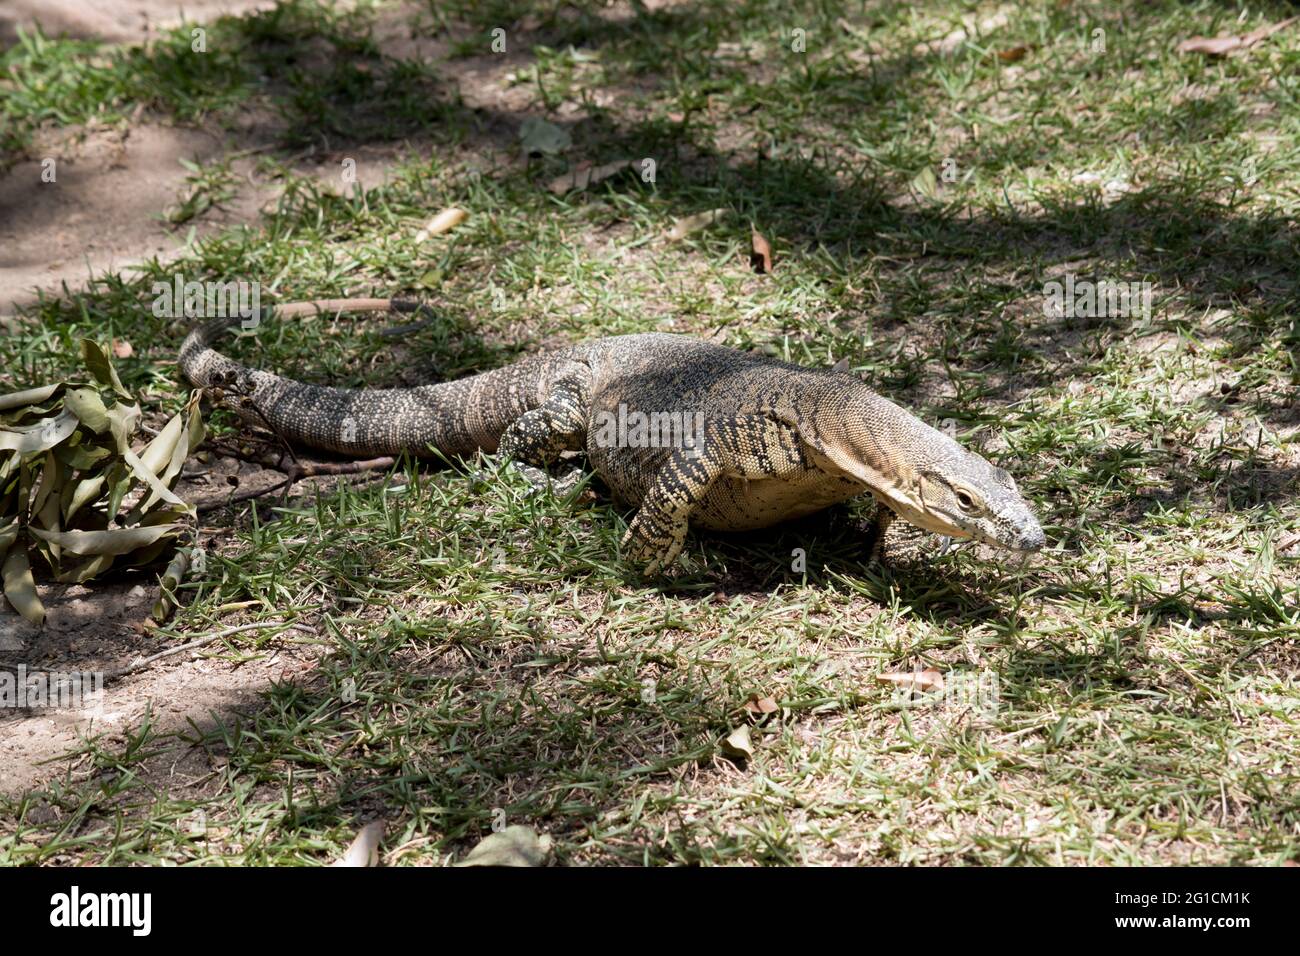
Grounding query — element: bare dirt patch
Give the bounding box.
[0,447,368,798]
[0,575,320,800]
[0,0,277,48]
[0,123,266,312]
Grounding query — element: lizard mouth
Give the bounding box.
[959,523,1044,553]
[997,528,1046,553]
[882,497,971,540]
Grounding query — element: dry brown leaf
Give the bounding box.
[996,45,1029,62]
[745,695,779,715]
[111,339,133,359]
[750,228,773,274]
[1176,17,1297,56]
[876,668,945,692]
[547,158,632,195]
[414,207,467,242]
[1177,35,1248,56]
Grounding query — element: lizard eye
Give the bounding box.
[954,490,978,513]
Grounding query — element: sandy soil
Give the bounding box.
[0,0,277,48]
[0,576,317,798]
[1,123,262,312]
[0,437,334,798]
[0,1,281,313]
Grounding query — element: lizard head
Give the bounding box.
[903,456,1046,553]
[786,379,1046,553]
[812,419,1044,552]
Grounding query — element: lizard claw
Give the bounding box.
[509,461,554,496]
[509,462,586,499]
[548,468,586,498]
[621,510,687,575]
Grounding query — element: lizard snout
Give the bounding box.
[1014,521,1046,553]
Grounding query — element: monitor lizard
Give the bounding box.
[180,299,1046,573]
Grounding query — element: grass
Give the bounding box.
[0,0,1297,865]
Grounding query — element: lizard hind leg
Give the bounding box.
[495,370,591,495]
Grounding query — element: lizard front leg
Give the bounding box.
[496,369,591,494]
[864,502,895,562]
[622,415,807,574]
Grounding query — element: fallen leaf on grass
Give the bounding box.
[914,9,1011,55]
[745,695,779,715]
[910,166,942,200]
[1176,17,1297,56]
[455,826,553,867]
[151,545,194,622]
[750,228,773,274]
[414,207,467,242]
[996,45,1029,62]
[666,208,728,240]
[721,724,754,760]
[331,820,384,867]
[876,669,945,692]
[547,158,632,195]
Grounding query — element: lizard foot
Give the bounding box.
[510,462,552,494]
[621,510,688,576]
[509,461,585,498]
[864,505,895,564]
[548,468,587,498]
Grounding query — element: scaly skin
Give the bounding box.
[180,300,1046,573]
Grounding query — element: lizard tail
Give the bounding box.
[179,299,551,457]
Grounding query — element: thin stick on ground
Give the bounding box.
[0,621,318,687]
[103,620,317,681]
[197,456,398,513]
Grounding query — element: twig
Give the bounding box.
[197,476,293,513]
[103,620,316,681]
[289,456,397,479]
[377,318,436,339]
[197,456,397,513]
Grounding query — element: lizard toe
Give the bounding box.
[622,511,686,574]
